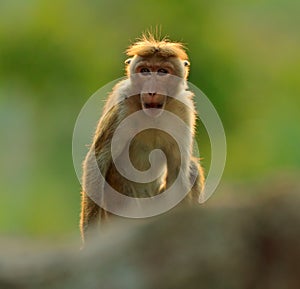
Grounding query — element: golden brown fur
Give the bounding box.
[80,34,204,244]
[126,34,188,60]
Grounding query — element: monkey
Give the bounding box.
[80,33,205,243]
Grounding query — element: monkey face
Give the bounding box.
[131,56,185,117]
[138,72,168,117]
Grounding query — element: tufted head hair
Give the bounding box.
[126,33,188,60]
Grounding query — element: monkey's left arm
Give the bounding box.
[187,157,205,203]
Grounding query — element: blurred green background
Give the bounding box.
[0,0,299,237]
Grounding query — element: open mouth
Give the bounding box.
[143,102,164,109]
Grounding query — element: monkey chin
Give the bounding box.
[142,107,164,117]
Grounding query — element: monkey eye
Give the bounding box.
[157,68,169,75]
[140,67,151,75]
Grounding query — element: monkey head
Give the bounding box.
[125,34,190,117]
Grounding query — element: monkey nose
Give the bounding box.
[148,92,157,96]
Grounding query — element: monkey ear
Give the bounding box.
[183,60,190,67]
[125,58,132,65]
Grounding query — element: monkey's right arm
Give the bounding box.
[80,104,122,243]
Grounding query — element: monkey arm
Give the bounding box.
[186,157,205,203]
[80,104,123,242]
